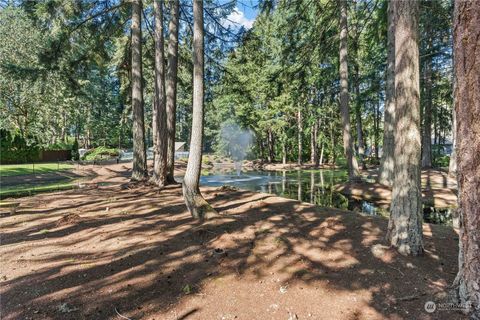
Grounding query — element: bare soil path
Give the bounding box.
[0,163,465,320]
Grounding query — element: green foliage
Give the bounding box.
[0,130,41,164]
[209,0,345,163]
[0,4,128,150]
[82,146,119,161]
[433,155,450,168]
[71,139,80,160]
[44,140,75,150]
[0,1,453,168]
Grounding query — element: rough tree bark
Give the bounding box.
[166,0,180,184]
[449,107,457,175]
[182,0,217,220]
[131,0,147,181]
[421,15,433,168]
[150,0,168,187]
[452,0,480,316]
[386,0,423,256]
[378,0,395,186]
[339,0,360,180]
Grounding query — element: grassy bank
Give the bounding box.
[0,163,73,177]
[0,180,78,198]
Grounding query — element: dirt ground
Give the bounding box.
[0,163,466,320]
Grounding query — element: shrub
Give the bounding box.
[433,155,450,168]
[82,146,119,161]
[0,130,41,164]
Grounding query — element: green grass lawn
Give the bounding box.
[0,181,78,198]
[0,163,74,177]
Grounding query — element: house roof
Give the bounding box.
[175,142,186,151]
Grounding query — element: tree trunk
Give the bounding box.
[355,92,366,169]
[61,111,67,143]
[282,140,287,165]
[151,0,168,187]
[378,0,396,186]
[354,55,366,170]
[267,129,274,162]
[421,26,433,168]
[258,138,265,161]
[449,107,457,175]
[166,0,180,184]
[339,0,360,180]
[330,116,336,165]
[386,0,423,256]
[131,0,147,181]
[311,120,318,165]
[374,96,380,159]
[182,0,217,220]
[319,140,324,166]
[297,104,303,165]
[452,1,480,316]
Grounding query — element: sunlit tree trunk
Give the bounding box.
[386,0,423,256]
[182,0,217,220]
[339,0,360,180]
[267,129,274,162]
[319,140,324,166]
[297,104,303,165]
[166,0,180,184]
[131,0,147,181]
[353,50,366,170]
[378,0,395,186]
[151,0,168,187]
[311,119,318,165]
[452,0,480,316]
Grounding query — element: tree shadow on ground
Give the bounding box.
[0,185,464,320]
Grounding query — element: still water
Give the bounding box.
[200,169,454,225]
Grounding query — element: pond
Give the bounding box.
[200,169,455,225]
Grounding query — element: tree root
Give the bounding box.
[183,183,219,220]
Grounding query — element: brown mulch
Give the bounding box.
[55,213,84,227]
[0,164,467,320]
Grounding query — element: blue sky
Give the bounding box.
[221,0,259,29]
[236,0,259,20]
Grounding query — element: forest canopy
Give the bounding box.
[0,0,453,167]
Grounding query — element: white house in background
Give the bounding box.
[174,142,189,160]
[120,142,188,161]
[175,142,186,152]
[78,148,88,158]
